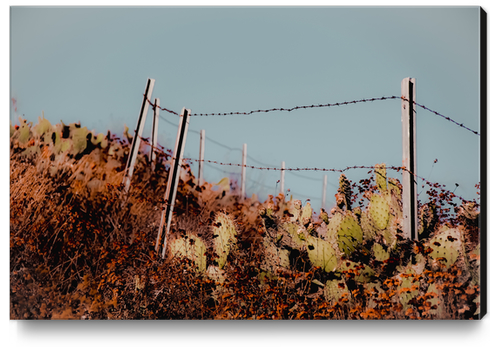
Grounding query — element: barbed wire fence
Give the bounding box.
[137,135,475,209]
[140,94,479,204]
[124,78,480,255]
[147,95,480,136]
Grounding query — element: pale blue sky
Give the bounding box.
[10,6,481,213]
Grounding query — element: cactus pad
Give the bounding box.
[428,227,463,267]
[169,234,207,272]
[305,235,337,272]
[213,213,237,268]
[369,193,390,230]
[375,163,387,191]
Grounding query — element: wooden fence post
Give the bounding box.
[199,129,205,186]
[401,77,418,240]
[123,78,155,193]
[156,107,191,259]
[280,161,285,195]
[150,98,160,172]
[322,174,327,211]
[241,143,247,199]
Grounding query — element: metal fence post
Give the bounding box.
[150,98,160,172]
[241,143,247,200]
[199,129,205,186]
[401,77,418,240]
[123,78,155,193]
[322,174,327,211]
[280,161,285,195]
[156,107,191,259]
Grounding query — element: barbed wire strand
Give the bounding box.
[146,95,479,136]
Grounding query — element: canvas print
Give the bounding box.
[10,6,485,320]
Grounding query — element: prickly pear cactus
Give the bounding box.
[285,199,302,223]
[91,132,108,149]
[337,174,352,211]
[319,209,329,224]
[305,235,337,272]
[71,126,90,155]
[426,282,444,317]
[324,279,350,303]
[397,270,420,310]
[372,242,390,262]
[169,234,207,272]
[213,213,237,269]
[300,202,312,226]
[338,259,374,283]
[325,212,363,256]
[280,222,307,247]
[338,214,363,256]
[32,115,52,138]
[427,227,463,267]
[375,163,387,191]
[18,119,31,145]
[369,194,390,230]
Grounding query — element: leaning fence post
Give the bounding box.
[322,174,328,211]
[123,78,155,193]
[280,161,285,195]
[241,143,247,199]
[150,98,160,172]
[156,107,191,259]
[401,77,418,240]
[198,129,205,186]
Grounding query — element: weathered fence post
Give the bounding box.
[322,174,328,211]
[123,78,155,193]
[280,161,285,195]
[150,98,160,172]
[241,143,247,199]
[198,129,205,186]
[156,107,191,259]
[401,77,418,240]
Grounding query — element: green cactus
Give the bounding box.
[338,259,375,283]
[300,202,312,226]
[388,178,402,200]
[305,235,337,272]
[213,213,237,269]
[375,163,387,191]
[169,234,207,272]
[18,120,31,144]
[398,270,420,311]
[468,245,480,286]
[91,132,108,149]
[337,213,363,256]
[360,210,377,242]
[372,242,390,262]
[32,114,52,138]
[427,227,463,267]
[324,279,350,303]
[285,199,301,223]
[71,126,90,155]
[281,222,307,246]
[337,174,352,211]
[426,282,444,317]
[369,193,390,230]
[123,124,133,143]
[325,212,362,256]
[319,209,329,224]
